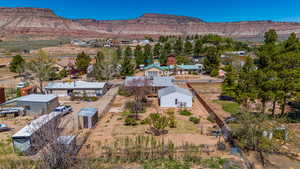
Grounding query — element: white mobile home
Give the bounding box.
[12,111,62,155]
[158,86,193,108]
[45,81,108,97]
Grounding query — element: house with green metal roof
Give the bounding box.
[144,62,203,77]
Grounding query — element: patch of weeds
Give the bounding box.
[124,117,138,126]
[179,109,192,116]
[189,117,200,124]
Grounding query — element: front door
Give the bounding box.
[83,116,89,128]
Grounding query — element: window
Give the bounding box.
[175,99,178,105]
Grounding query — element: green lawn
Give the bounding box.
[213,100,241,115]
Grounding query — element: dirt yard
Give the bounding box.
[79,88,224,157]
[189,82,230,118]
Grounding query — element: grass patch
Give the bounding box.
[169,119,199,134]
[189,117,200,124]
[213,100,241,115]
[179,109,192,116]
[0,38,70,52]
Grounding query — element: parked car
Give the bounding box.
[0,124,10,132]
[225,117,238,124]
[16,82,29,89]
[209,130,222,137]
[53,106,72,115]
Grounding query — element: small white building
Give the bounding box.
[45,81,108,97]
[158,86,193,108]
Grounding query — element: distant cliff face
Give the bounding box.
[1,7,300,40]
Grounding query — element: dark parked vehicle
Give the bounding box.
[0,124,10,132]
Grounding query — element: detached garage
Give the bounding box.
[158,86,193,108]
[1,94,59,115]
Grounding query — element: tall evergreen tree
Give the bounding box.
[124,46,133,57]
[264,29,278,44]
[9,54,25,73]
[193,39,203,56]
[75,51,91,73]
[120,54,134,77]
[153,43,161,57]
[203,46,220,75]
[184,41,193,55]
[163,42,172,55]
[143,44,152,65]
[173,37,183,55]
[134,45,144,66]
[116,47,123,60]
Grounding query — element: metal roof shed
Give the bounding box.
[77,108,98,128]
[1,94,59,115]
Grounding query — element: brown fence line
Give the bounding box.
[187,83,231,141]
[187,83,254,169]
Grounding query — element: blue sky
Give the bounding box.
[1,0,300,22]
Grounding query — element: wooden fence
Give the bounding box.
[187,83,254,169]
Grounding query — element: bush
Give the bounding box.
[124,117,138,126]
[118,86,132,97]
[180,109,192,116]
[189,117,200,124]
[210,69,219,77]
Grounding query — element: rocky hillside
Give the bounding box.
[1,7,300,40]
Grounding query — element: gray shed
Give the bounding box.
[1,94,59,115]
[77,108,98,128]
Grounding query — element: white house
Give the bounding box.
[45,81,108,97]
[158,86,193,108]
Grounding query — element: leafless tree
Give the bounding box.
[26,50,55,93]
[93,51,120,82]
[126,77,152,102]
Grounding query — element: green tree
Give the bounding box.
[124,46,132,57]
[175,55,191,65]
[134,45,144,66]
[153,43,161,57]
[203,46,220,75]
[75,51,91,73]
[284,32,299,52]
[143,44,152,65]
[184,40,193,55]
[116,47,123,60]
[232,112,290,166]
[120,53,134,77]
[234,57,257,108]
[9,54,25,74]
[264,29,278,44]
[193,39,203,56]
[145,113,170,136]
[222,64,238,98]
[173,37,183,55]
[163,42,172,56]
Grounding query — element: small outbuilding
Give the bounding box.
[77,108,98,129]
[1,94,59,115]
[158,86,193,108]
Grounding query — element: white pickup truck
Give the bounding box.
[53,106,73,116]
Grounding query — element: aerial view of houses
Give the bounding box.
[0,1,300,169]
